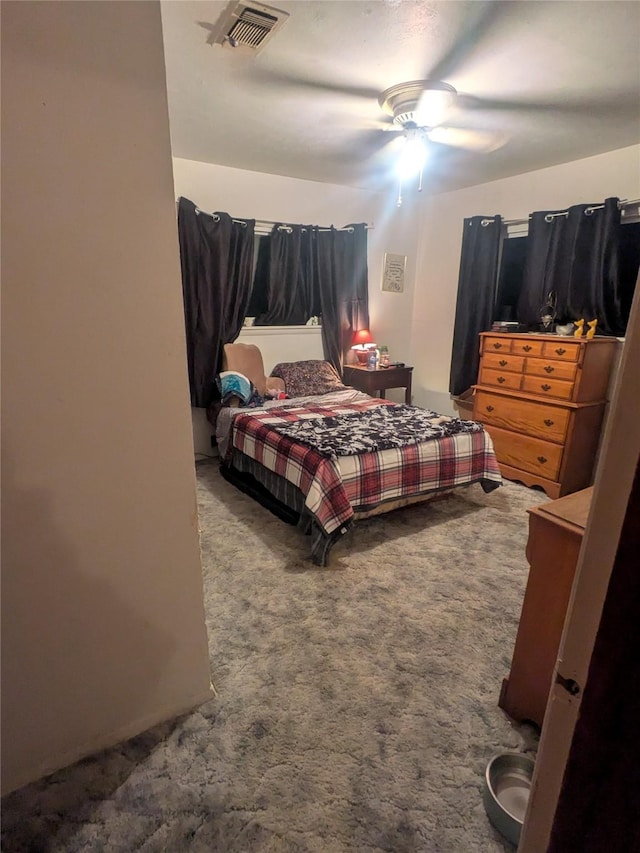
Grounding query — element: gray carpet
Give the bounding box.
[2,461,544,852]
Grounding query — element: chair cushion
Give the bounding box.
[222,343,285,398]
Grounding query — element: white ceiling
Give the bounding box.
[161,0,640,195]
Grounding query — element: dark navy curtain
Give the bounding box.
[449,215,503,396]
[316,224,370,375]
[517,197,625,335]
[253,225,315,326]
[253,222,369,375]
[177,197,255,407]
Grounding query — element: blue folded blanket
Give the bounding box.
[216,371,255,405]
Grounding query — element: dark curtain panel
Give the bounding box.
[316,224,370,375]
[251,221,368,373]
[449,215,502,396]
[494,235,528,321]
[177,197,255,407]
[254,225,314,326]
[245,234,269,318]
[517,197,624,334]
[619,221,640,324]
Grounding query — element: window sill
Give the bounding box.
[239,325,322,337]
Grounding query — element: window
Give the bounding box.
[494,220,639,333]
[244,231,321,328]
[494,235,528,323]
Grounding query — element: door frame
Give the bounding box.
[519,278,640,851]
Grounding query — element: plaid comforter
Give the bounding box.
[231,397,502,537]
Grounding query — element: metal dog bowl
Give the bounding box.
[483,752,535,846]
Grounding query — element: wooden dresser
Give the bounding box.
[472,332,618,498]
[499,487,592,727]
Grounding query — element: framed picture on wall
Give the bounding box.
[382,253,406,293]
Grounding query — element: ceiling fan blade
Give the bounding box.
[351,127,402,154]
[357,114,397,131]
[425,1,511,83]
[458,90,640,119]
[246,67,379,101]
[427,126,509,153]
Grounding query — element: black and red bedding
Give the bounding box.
[219,391,502,565]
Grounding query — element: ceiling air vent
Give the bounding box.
[210,1,289,54]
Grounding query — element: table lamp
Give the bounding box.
[351,329,376,364]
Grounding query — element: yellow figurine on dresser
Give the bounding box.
[586,319,598,339]
[573,319,585,337]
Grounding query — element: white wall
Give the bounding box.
[174,144,639,437]
[1,1,212,795]
[173,157,423,453]
[410,145,640,414]
[238,326,324,375]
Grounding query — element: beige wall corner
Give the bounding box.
[1,0,211,795]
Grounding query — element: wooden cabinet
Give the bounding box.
[473,332,618,498]
[499,487,592,727]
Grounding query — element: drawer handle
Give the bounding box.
[499,359,507,366]
[555,347,566,355]
[523,345,532,352]
[497,376,506,384]
[537,456,548,464]
[544,418,555,427]
[493,342,503,349]
[486,405,495,412]
[544,365,555,373]
[541,383,552,391]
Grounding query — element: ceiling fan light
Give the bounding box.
[396,135,427,180]
[414,88,455,127]
[380,80,458,128]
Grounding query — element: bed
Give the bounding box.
[212,344,502,566]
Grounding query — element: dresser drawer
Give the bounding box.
[542,340,581,362]
[526,359,578,382]
[522,375,574,401]
[474,390,570,444]
[479,367,523,390]
[483,336,512,353]
[511,338,544,357]
[484,424,563,480]
[482,352,525,373]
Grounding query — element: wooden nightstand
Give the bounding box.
[343,364,413,404]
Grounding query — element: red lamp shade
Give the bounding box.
[351,329,376,363]
[352,329,374,348]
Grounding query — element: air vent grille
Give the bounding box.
[210,2,289,54]
[229,8,278,47]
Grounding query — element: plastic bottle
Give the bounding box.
[367,349,377,371]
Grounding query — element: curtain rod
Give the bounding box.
[480,198,639,227]
[189,203,372,232]
[255,219,374,233]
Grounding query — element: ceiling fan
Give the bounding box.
[366,78,508,204]
[239,68,511,200]
[232,0,517,200]
[377,79,508,155]
[223,1,637,199]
